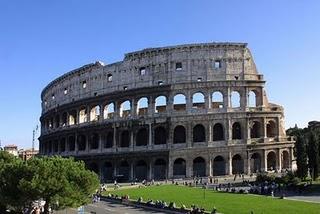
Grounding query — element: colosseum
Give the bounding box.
[39,42,295,182]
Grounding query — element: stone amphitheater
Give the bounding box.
[39,42,294,182]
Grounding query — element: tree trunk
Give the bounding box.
[44,200,50,214]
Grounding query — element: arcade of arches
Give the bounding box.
[84,149,292,182]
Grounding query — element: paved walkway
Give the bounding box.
[54,201,166,214]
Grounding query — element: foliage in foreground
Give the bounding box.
[0,151,99,213]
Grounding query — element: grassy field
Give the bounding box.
[106,185,320,214]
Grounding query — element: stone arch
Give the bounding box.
[137,97,148,116]
[173,94,186,111]
[192,92,205,109]
[173,158,186,177]
[135,160,148,181]
[248,91,257,107]
[212,91,224,109]
[232,154,244,174]
[136,128,148,146]
[154,126,166,145]
[154,159,166,180]
[173,125,186,144]
[232,122,242,140]
[193,157,206,177]
[250,153,261,173]
[118,160,130,181]
[251,121,261,138]
[62,112,68,126]
[105,132,113,148]
[90,133,99,150]
[155,95,167,113]
[120,100,131,118]
[68,136,75,151]
[193,124,206,143]
[77,134,86,151]
[90,105,100,121]
[103,162,113,182]
[282,150,290,170]
[104,103,115,119]
[231,91,241,108]
[267,120,277,137]
[212,156,226,176]
[267,151,277,171]
[88,162,99,175]
[68,110,77,125]
[54,115,60,128]
[59,138,66,152]
[120,130,130,147]
[79,108,87,123]
[213,123,224,141]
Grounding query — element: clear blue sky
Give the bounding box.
[0,0,319,149]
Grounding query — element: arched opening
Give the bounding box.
[137,97,148,116]
[232,122,242,140]
[212,91,224,109]
[88,162,99,175]
[212,156,225,176]
[213,123,224,141]
[54,115,60,128]
[155,96,167,113]
[251,121,261,138]
[59,138,66,152]
[232,154,244,174]
[192,92,205,109]
[118,161,130,182]
[154,159,166,180]
[120,100,131,118]
[136,128,148,146]
[267,151,277,171]
[193,157,206,177]
[105,132,113,148]
[53,140,58,153]
[231,91,241,108]
[104,103,115,119]
[69,110,77,125]
[120,130,130,147]
[193,124,206,143]
[173,125,186,144]
[173,158,186,177]
[154,126,166,145]
[173,94,186,111]
[68,136,75,151]
[267,121,277,137]
[135,160,148,181]
[77,134,86,151]
[90,105,100,122]
[250,153,261,173]
[90,133,99,150]
[79,108,87,123]
[282,151,290,170]
[62,112,68,127]
[248,91,257,107]
[103,162,113,182]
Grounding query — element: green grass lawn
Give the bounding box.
[106,185,320,214]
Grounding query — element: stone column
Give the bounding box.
[130,130,134,150]
[148,161,152,180]
[262,117,267,139]
[130,161,134,181]
[207,91,212,109]
[131,98,136,117]
[244,151,249,174]
[148,123,153,149]
[99,104,104,121]
[224,88,230,108]
[99,133,103,152]
[148,96,155,116]
[208,124,213,142]
[262,150,267,172]
[226,151,232,175]
[168,158,173,178]
[186,158,193,178]
[207,158,212,177]
[86,106,90,123]
[186,93,192,113]
[187,123,192,148]
[247,151,251,174]
[277,149,282,172]
[75,134,78,154]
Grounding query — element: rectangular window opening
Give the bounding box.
[139,67,146,75]
[214,60,221,69]
[175,62,182,71]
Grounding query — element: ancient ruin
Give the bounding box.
[39,42,294,181]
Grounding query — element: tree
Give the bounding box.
[295,134,308,179]
[23,156,99,214]
[307,131,320,180]
[0,151,35,213]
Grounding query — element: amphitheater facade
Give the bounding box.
[39,43,295,182]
